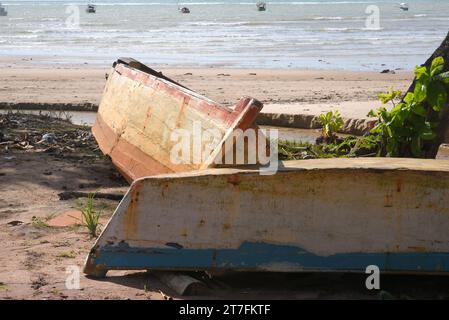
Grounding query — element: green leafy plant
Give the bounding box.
[0,282,8,291]
[368,56,449,157]
[277,135,379,161]
[318,110,344,141]
[77,193,102,238]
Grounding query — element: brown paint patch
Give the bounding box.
[396,179,402,193]
[223,223,231,231]
[408,246,427,252]
[161,183,170,197]
[175,96,190,128]
[124,182,142,237]
[384,193,393,207]
[227,175,240,186]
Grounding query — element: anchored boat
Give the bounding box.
[0,3,7,16]
[86,4,96,13]
[256,2,266,11]
[179,7,190,14]
[399,2,409,11]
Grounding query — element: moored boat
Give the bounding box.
[0,3,7,16]
[256,2,266,11]
[399,2,409,11]
[179,7,190,14]
[86,4,96,13]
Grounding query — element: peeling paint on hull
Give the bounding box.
[93,242,449,273]
[92,58,263,183]
[84,158,449,276]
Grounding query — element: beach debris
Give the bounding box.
[6,220,24,227]
[39,133,57,144]
[158,290,173,300]
[31,275,48,290]
[0,113,100,158]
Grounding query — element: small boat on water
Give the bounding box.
[0,3,7,16]
[179,6,190,14]
[86,4,96,13]
[256,2,266,11]
[84,57,449,277]
[399,2,409,11]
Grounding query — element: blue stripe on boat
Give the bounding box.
[92,242,449,273]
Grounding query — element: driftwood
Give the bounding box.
[404,31,449,158]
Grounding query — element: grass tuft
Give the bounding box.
[77,193,101,238]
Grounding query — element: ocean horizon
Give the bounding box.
[0,0,448,70]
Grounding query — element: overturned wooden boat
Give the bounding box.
[92,58,263,183]
[85,158,449,276]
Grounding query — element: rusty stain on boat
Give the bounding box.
[92,58,263,183]
[84,158,449,275]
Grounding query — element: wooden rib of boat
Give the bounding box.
[92,58,263,183]
[84,157,449,276]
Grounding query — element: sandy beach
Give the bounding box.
[0,57,413,120]
[3,58,445,300]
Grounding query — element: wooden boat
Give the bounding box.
[86,56,449,277]
[92,58,263,183]
[84,157,449,276]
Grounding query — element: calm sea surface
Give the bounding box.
[0,0,448,70]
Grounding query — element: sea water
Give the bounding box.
[0,0,448,70]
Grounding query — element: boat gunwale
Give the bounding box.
[115,62,229,111]
[129,157,449,182]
